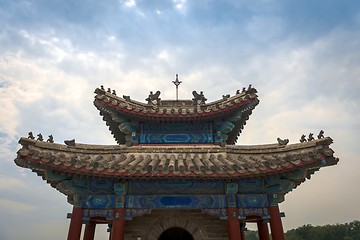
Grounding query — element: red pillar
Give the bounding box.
[227,207,242,240]
[269,206,285,240]
[240,222,246,240]
[240,228,245,240]
[111,208,125,240]
[67,207,83,240]
[83,222,96,240]
[257,221,270,240]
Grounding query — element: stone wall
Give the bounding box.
[124,209,228,240]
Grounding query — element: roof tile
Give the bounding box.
[15,137,338,180]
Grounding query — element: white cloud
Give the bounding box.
[107,35,116,41]
[0,176,27,190]
[0,96,19,139]
[173,0,187,13]
[238,33,360,143]
[245,15,284,42]
[157,49,169,61]
[123,0,136,8]
[0,199,35,214]
[120,0,146,17]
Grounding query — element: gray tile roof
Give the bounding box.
[15,137,338,179]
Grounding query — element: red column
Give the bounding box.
[269,206,285,240]
[227,208,242,240]
[111,208,125,240]
[257,221,270,240]
[240,229,245,240]
[67,207,83,240]
[240,223,246,240]
[83,222,96,240]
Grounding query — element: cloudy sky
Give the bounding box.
[1,0,360,239]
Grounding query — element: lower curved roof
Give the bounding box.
[15,137,338,181]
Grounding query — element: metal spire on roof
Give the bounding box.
[172,74,182,100]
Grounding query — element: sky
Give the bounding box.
[0,0,360,239]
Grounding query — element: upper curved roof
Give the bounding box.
[93,87,259,145]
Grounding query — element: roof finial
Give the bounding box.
[172,74,182,100]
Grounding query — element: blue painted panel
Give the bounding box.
[141,133,213,143]
[237,194,269,208]
[140,122,214,144]
[238,179,264,193]
[82,195,115,209]
[126,195,226,209]
[164,134,191,142]
[160,196,192,206]
[89,179,114,194]
[128,180,224,195]
[71,178,87,192]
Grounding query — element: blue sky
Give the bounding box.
[1,0,360,239]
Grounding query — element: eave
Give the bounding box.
[15,137,338,182]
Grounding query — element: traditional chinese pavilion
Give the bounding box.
[15,79,338,240]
